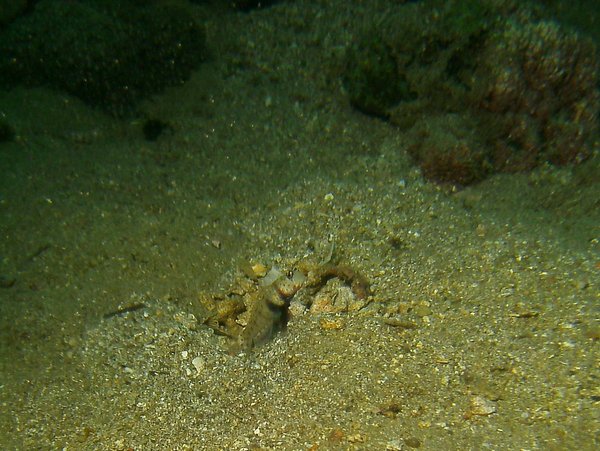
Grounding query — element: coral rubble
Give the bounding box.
[201,260,370,353]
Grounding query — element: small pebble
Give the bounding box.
[319,317,344,330]
[192,356,205,374]
[404,436,421,448]
[469,395,497,416]
[251,263,268,278]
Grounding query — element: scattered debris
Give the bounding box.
[103,302,146,319]
[201,258,371,353]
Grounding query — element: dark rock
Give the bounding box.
[143,119,172,142]
[0,118,15,143]
[0,1,207,113]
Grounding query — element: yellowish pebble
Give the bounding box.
[319,317,344,330]
[251,263,268,278]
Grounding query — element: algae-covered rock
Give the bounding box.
[230,0,281,11]
[344,0,500,121]
[188,0,281,11]
[406,113,488,186]
[343,0,599,186]
[343,33,413,118]
[474,16,599,170]
[0,117,15,143]
[0,0,27,28]
[0,0,206,113]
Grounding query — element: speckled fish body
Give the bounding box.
[236,286,286,351]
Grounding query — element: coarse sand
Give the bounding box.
[0,1,598,449]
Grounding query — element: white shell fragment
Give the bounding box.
[192,356,204,375]
[470,395,498,416]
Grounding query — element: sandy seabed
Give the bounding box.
[0,1,598,449]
